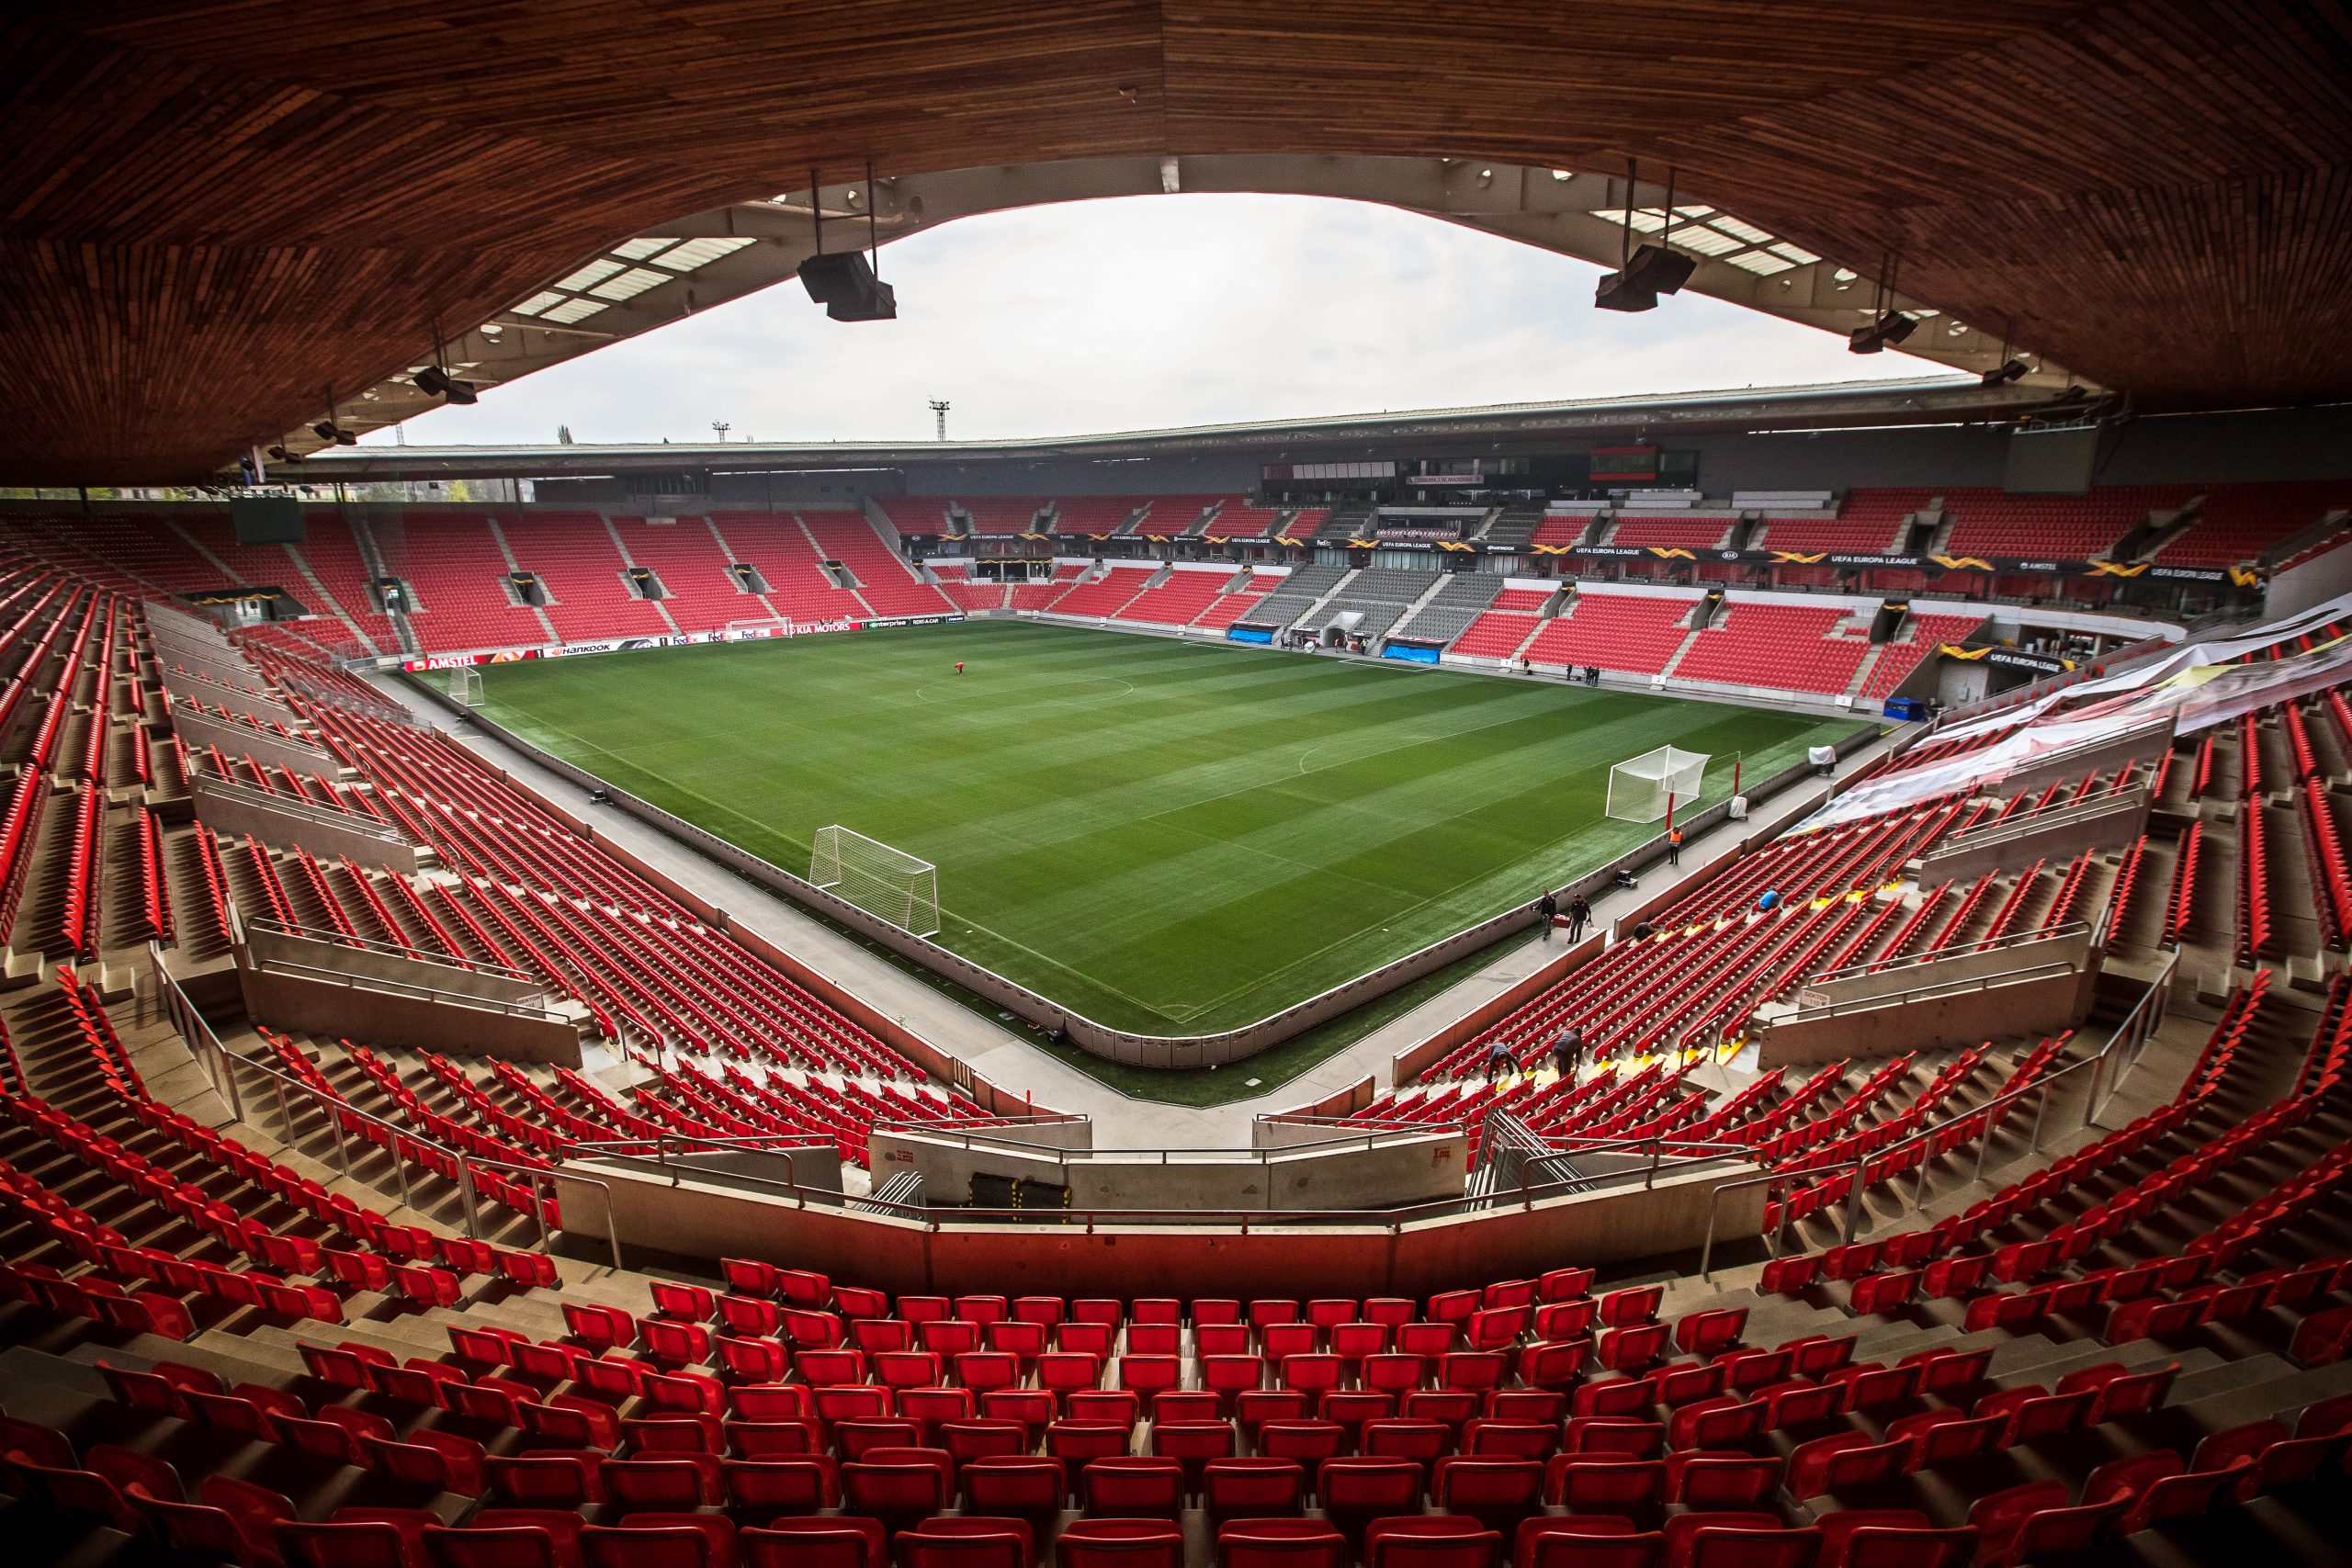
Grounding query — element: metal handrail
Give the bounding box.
[244,914,541,987]
[1693,957,2175,1280]
[1784,961,2077,1021]
[190,773,409,840]
[1929,785,2147,850]
[1807,920,2092,988]
[147,950,622,1267]
[253,956,571,1021]
[868,1110,1090,1135]
[593,1130,1749,1240]
[881,1122,1451,1163]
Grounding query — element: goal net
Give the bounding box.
[1606,745,1710,823]
[810,825,942,938]
[445,667,483,707]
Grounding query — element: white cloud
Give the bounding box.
[373,194,1948,448]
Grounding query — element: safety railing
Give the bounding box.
[1781,960,2079,1022]
[565,1145,1740,1242]
[148,949,621,1267]
[250,956,572,1022]
[1925,786,2148,856]
[243,914,542,988]
[1696,956,2175,1280]
[1804,920,2093,992]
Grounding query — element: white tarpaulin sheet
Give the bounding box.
[1793,589,2352,835]
[1938,585,2352,749]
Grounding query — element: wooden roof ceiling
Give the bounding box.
[6,2,2348,483]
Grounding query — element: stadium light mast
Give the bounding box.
[930,400,950,440]
[711,421,730,442]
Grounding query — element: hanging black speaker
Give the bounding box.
[798,252,897,321]
[1621,243,1696,298]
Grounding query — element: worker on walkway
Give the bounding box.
[1668,827,1684,866]
[1536,889,1558,939]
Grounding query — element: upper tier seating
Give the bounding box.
[501,512,670,641]
[2162,483,2352,567]
[370,513,545,653]
[1939,487,2195,560]
[707,513,867,625]
[291,513,401,652]
[1754,512,1908,553]
[1826,491,1937,552]
[956,499,1048,536]
[1049,499,1147,536]
[611,515,770,633]
[876,497,957,536]
[1608,515,1735,551]
[1520,594,1695,674]
[1530,511,1600,549]
[177,515,309,595]
[1132,497,1225,536]
[1202,500,1287,539]
[1672,604,1871,695]
[798,513,956,618]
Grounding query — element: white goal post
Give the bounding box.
[810,825,942,938]
[1606,745,1710,823]
[445,667,483,707]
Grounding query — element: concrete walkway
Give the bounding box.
[370,671,1909,1147]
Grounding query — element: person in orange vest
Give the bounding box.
[1668,826,1683,866]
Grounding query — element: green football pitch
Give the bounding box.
[476,620,1865,1036]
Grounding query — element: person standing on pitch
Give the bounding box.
[1537,889,1558,939]
[956,661,966,674]
[1566,893,1591,942]
[1552,1024,1585,1083]
[1483,1035,1518,1088]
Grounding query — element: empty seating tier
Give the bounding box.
[1520,594,1696,675]
[1671,604,1871,695]
[802,513,956,618]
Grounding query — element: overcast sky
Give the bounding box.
[369,193,1949,448]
